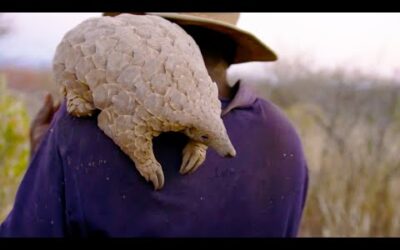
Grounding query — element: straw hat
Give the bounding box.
[103,12,277,63]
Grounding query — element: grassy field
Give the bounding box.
[0,60,399,236]
[0,76,30,221]
[252,62,400,236]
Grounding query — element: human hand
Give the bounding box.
[30,93,60,158]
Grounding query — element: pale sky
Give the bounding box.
[1,13,399,80]
[237,13,400,79]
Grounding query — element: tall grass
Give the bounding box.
[0,75,30,222]
[250,61,400,236]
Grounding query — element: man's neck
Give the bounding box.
[205,58,234,100]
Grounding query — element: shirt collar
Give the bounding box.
[221,81,258,116]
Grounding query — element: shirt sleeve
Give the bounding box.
[0,121,66,237]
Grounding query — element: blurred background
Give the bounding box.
[1,13,400,236]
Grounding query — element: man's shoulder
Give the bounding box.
[50,102,105,151]
[52,101,100,137]
[253,97,298,132]
[251,96,304,152]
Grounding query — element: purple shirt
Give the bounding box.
[0,82,308,237]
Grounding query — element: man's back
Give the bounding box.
[0,83,308,237]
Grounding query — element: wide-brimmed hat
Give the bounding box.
[103,12,277,64]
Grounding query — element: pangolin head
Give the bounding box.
[184,114,236,158]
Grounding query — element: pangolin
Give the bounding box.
[53,13,236,190]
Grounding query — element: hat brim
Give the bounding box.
[104,12,278,64]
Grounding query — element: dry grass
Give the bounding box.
[251,61,400,236]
